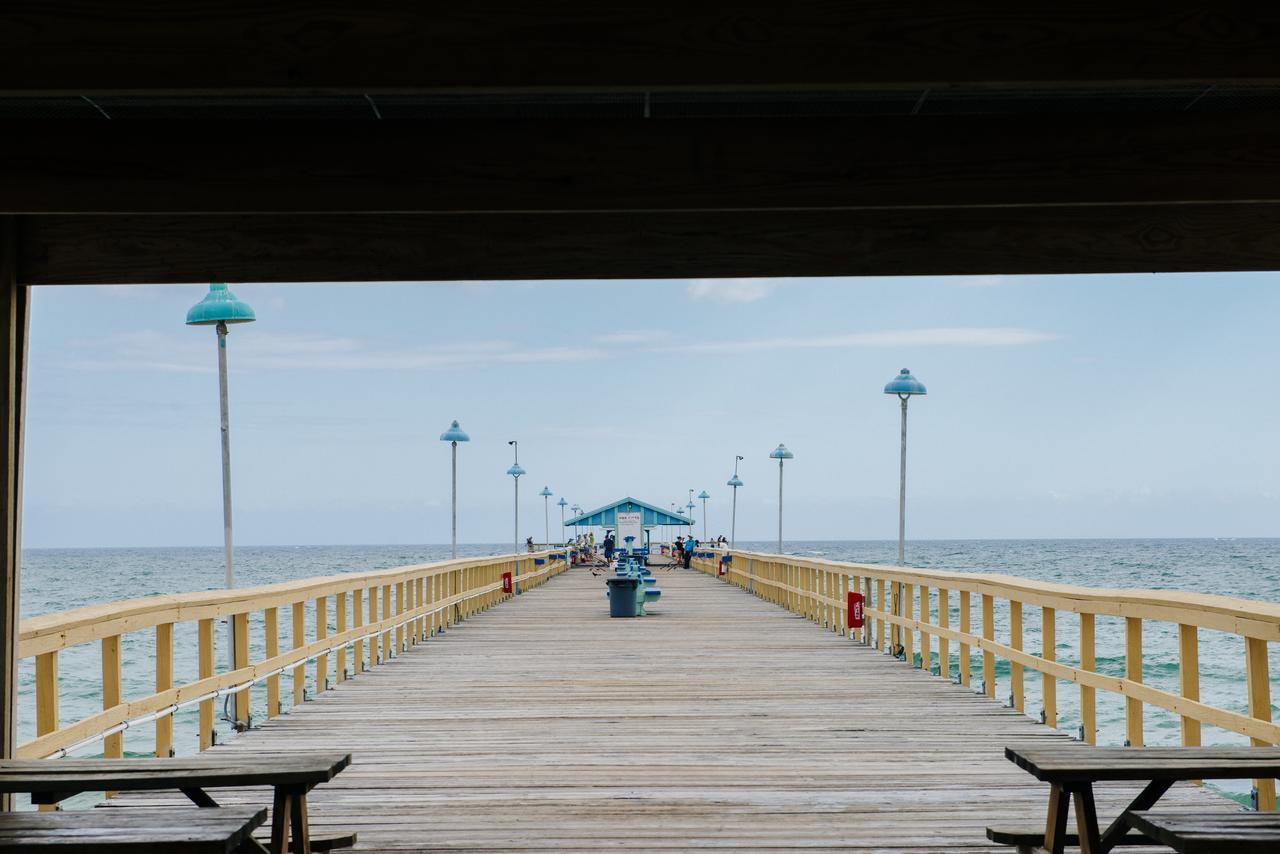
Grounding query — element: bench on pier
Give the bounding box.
[996,744,1280,854]
[986,824,1155,853]
[0,806,266,853]
[1126,808,1280,853]
[0,752,352,854]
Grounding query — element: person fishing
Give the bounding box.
[683,534,696,569]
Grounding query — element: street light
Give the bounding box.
[697,491,710,540]
[507,442,525,590]
[687,500,696,537]
[769,444,794,554]
[884,368,927,565]
[727,456,743,550]
[185,282,255,675]
[539,486,552,547]
[572,504,582,545]
[438,420,470,559]
[558,497,568,544]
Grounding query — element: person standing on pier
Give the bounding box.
[683,534,695,569]
[603,531,616,563]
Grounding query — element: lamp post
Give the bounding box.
[769,444,794,554]
[572,504,582,546]
[883,369,927,565]
[558,497,567,544]
[687,501,696,538]
[439,420,470,559]
[185,282,255,675]
[539,486,552,547]
[727,456,743,550]
[697,491,710,540]
[507,442,525,590]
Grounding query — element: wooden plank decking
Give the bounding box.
[111,564,1234,851]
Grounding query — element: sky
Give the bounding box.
[20,273,1280,548]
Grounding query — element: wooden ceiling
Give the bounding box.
[5,3,1280,283]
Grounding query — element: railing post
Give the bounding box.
[1125,616,1143,747]
[1010,600,1024,713]
[396,581,406,653]
[981,594,995,698]
[863,576,872,645]
[381,584,393,656]
[292,602,306,706]
[336,592,347,682]
[937,588,950,679]
[265,608,279,717]
[1177,624,1200,747]
[959,590,971,686]
[902,583,914,665]
[416,576,425,640]
[876,579,885,651]
[155,623,173,757]
[101,634,122,765]
[1080,612,1097,744]
[198,618,214,750]
[34,650,58,808]
[1244,637,1275,811]
[1042,607,1056,728]
[918,584,930,672]
[233,612,249,726]
[368,584,380,666]
[353,588,365,673]
[314,597,328,694]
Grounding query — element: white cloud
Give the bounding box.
[63,331,607,374]
[594,329,666,345]
[651,327,1060,355]
[650,327,1059,353]
[686,279,775,303]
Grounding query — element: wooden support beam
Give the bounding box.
[0,219,25,811]
[5,115,1280,215]
[20,202,1280,286]
[2,4,1280,93]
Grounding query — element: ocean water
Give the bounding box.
[15,539,1280,807]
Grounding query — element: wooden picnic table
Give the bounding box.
[0,752,350,854]
[1005,745,1280,854]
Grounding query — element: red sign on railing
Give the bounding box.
[501,572,513,594]
[848,591,864,629]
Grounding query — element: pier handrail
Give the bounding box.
[18,550,571,764]
[692,548,1279,811]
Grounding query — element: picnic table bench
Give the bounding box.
[1126,808,1280,853]
[997,745,1280,854]
[0,752,351,854]
[0,806,266,853]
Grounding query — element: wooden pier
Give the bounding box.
[104,563,1233,851]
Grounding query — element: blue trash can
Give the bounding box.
[606,577,640,617]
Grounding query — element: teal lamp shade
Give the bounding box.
[727,475,743,487]
[884,368,927,396]
[687,502,695,511]
[698,490,710,500]
[540,486,553,497]
[572,505,581,515]
[439,420,470,442]
[507,463,526,477]
[769,443,794,460]
[558,498,568,508]
[185,283,256,326]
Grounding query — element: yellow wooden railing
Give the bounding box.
[692,548,1280,811]
[19,550,571,767]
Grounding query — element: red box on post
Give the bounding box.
[501,572,513,594]
[847,591,864,629]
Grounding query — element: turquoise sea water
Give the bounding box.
[15,538,1280,807]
